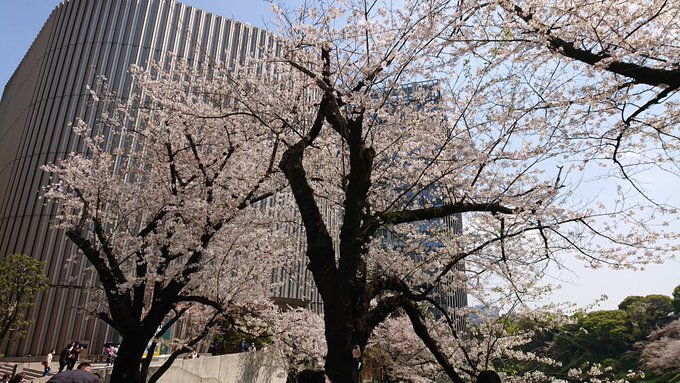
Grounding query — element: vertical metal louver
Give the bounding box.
[0,0,291,356]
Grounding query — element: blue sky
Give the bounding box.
[1,1,678,311]
[0,0,275,92]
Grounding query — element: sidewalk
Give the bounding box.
[1,359,112,383]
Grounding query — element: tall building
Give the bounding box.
[378,80,468,330]
[0,0,323,357]
[0,0,466,357]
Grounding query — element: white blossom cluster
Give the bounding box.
[39,0,680,380]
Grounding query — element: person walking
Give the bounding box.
[66,344,82,370]
[104,344,114,366]
[43,349,55,376]
[58,342,75,373]
[111,344,119,364]
[351,345,362,383]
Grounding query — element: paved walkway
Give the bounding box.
[1,359,118,382]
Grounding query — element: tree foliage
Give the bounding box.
[41,67,291,383]
[0,254,48,345]
[619,294,674,339]
[641,318,680,372]
[559,311,634,362]
[41,0,680,382]
[503,290,680,381]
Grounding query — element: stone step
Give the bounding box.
[0,363,17,375]
[23,367,46,379]
[0,363,47,380]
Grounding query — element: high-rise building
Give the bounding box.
[0,0,466,357]
[0,0,316,357]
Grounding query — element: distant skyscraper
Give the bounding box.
[377,80,468,331]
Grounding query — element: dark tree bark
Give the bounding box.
[277,56,492,381]
[65,226,220,383]
[510,4,680,89]
[109,332,150,383]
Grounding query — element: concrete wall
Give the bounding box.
[27,352,287,383]
[151,352,286,383]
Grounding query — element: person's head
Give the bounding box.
[1,374,10,382]
[50,348,55,353]
[297,369,330,383]
[77,362,92,372]
[477,370,501,383]
[10,373,24,383]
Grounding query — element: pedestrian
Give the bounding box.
[112,344,119,364]
[477,370,501,383]
[239,340,247,352]
[0,374,9,383]
[351,345,362,383]
[104,344,114,366]
[43,349,55,376]
[46,362,100,383]
[58,342,75,373]
[208,340,217,355]
[67,343,82,370]
[297,369,331,383]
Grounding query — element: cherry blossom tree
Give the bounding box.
[370,313,552,383]
[367,304,649,383]
[263,306,328,381]
[43,0,680,382]
[249,1,679,381]
[501,0,680,189]
[42,62,290,383]
[641,318,680,372]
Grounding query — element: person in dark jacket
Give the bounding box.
[58,342,75,373]
[297,369,331,383]
[47,362,100,383]
[477,370,501,383]
[66,344,82,370]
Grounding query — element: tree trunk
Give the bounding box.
[109,335,150,383]
[323,292,370,383]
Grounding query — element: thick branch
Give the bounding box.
[512,4,680,88]
[400,300,465,383]
[176,295,223,311]
[96,312,119,330]
[147,311,222,383]
[379,202,513,225]
[368,276,477,375]
[66,229,135,330]
[278,100,337,296]
[138,210,167,238]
